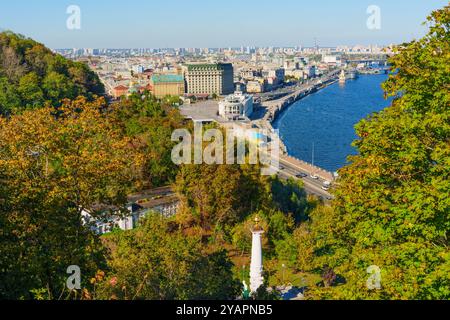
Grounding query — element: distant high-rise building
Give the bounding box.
[182,63,234,96]
[84,48,94,56]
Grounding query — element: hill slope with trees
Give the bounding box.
[0,31,104,115]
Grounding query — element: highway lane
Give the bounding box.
[273,158,334,199]
[277,168,333,199]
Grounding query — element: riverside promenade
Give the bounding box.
[258,71,340,181]
[256,70,340,182]
[280,154,335,182]
[261,70,340,122]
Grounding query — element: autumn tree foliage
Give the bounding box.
[175,161,272,230]
[0,97,141,299]
[299,6,449,299]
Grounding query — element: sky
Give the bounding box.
[0,0,447,48]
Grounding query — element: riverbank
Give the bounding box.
[260,71,340,125]
[273,73,391,172]
[271,78,339,124]
[258,72,340,161]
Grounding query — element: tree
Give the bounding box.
[96,214,240,300]
[175,162,271,230]
[232,213,270,256]
[270,177,309,222]
[1,45,27,81]
[110,93,185,188]
[0,97,140,299]
[18,72,45,109]
[301,6,450,300]
[0,76,21,114]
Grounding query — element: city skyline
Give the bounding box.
[0,2,448,304]
[1,0,447,49]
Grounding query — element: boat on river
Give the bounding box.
[339,70,346,83]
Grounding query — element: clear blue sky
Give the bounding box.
[1,0,447,48]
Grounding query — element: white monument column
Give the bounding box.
[250,216,264,293]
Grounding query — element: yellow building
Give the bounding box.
[150,74,185,98]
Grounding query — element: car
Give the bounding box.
[322,181,331,191]
[296,173,307,178]
[310,174,319,180]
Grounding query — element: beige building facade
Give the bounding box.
[182,63,234,96]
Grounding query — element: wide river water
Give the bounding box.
[273,74,392,173]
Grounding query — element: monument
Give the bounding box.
[250,216,264,293]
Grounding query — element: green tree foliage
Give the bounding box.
[111,93,185,188]
[96,214,240,300]
[0,32,104,115]
[300,6,450,300]
[175,162,272,230]
[270,177,309,222]
[232,213,270,256]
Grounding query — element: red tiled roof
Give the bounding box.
[114,85,129,91]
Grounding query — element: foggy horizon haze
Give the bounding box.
[0,0,447,49]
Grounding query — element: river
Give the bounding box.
[273,74,392,173]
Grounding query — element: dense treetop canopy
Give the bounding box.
[300,5,449,299]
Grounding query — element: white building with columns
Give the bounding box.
[219,92,254,120]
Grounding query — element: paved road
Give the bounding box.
[274,160,333,200]
[256,70,341,102]
[280,155,334,182]
[259,70,341,122]
[279,171,332,199]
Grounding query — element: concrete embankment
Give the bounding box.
[260,74,339,181]
[280,155,335,182]
[262,76,339,124]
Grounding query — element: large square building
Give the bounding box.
[182,63,234,96]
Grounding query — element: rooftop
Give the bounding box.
[151,74,184,83]
[185,62,233,71]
